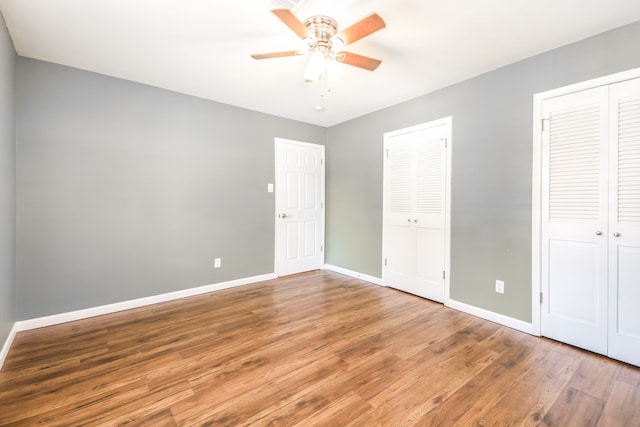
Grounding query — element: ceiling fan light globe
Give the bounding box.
[304,49,326,82]
[330,35,345,52]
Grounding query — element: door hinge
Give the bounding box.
[384,258,388,266]
[321,202,324,208]
[540,292,543,304]
[442,138,447,148]
[442,270,446,280]
[320,158,324,166]
[541,118,548,132]
[320,245,323,252]
[385,149,389,158]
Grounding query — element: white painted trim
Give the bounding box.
[531,66,640,337]
[383,116,452,139]
[443,118,453,306]
[324,264,384,286]
[15,273,276,332]
[531,93,543,336]
[446,298,535,335]
[0,323,18,370]
[274,138,325,277]
[534,67,640,101]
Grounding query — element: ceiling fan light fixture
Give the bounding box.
[297,36,315,54]
[252,9,386,93]
[330,35,345,52]
[304,48,326,82]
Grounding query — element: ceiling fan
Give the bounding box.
[251,9,386,84]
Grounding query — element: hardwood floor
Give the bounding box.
[1,270,639,426]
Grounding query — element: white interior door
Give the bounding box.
[275,138,325,277]
[540,87,609,355]
[383,119,450,303]
[608,78,640,366]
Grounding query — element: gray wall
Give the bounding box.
[12,20,640,324]
[0,14,15,344]
[16,58,325,320]
[326,21,640,322]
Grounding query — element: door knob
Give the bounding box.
[414,219,418,223]
[595,231,602,235]
[280,213,289,219]
[613,232,621,237]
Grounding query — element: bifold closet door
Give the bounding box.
[384,124,447,302]
[540,86,609,356]
[541,77,640,367]
[608,78,640,367]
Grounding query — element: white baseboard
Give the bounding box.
[446,298,536,335]
[324,264,383,286]
[15,273,277,332]
[324,266,534,335]
[0,322,18,370]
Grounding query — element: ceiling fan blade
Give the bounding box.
[251,50,301,60]
[341,13,386,45]
[337,51,382,71]
[271,9,308,39]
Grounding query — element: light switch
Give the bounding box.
[268,183,274,193]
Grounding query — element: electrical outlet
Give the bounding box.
[214,258,221,268]
[495,280,505,294]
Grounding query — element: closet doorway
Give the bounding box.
[382,118,452,303]
[533,69,640,367]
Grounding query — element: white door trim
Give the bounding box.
[382,117,452,304]
[274,138,325,277]
[532,66,640,337]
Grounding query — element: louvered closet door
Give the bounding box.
[384,124,447,301]
[414,130,447,302]
[385,135,416,293]
[541,86,609,355]
[608,78,640,366]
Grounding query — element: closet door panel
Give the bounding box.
[415,135,446,227]
[608,78,640,366]
[415,227,444,302]
[386,224,415,290]
[548,240,602,324]
[414,131,447,301]
[541,86,609,355]
[385,139,416,292]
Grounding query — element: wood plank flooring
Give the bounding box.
[1,270,639,426]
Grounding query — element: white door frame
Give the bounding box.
[531,67,640,336]
[274,137,325,277]
[382,117,452,304]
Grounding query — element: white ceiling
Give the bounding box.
[1,0,640,127]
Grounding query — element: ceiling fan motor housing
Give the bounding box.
[303,15,340,50]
